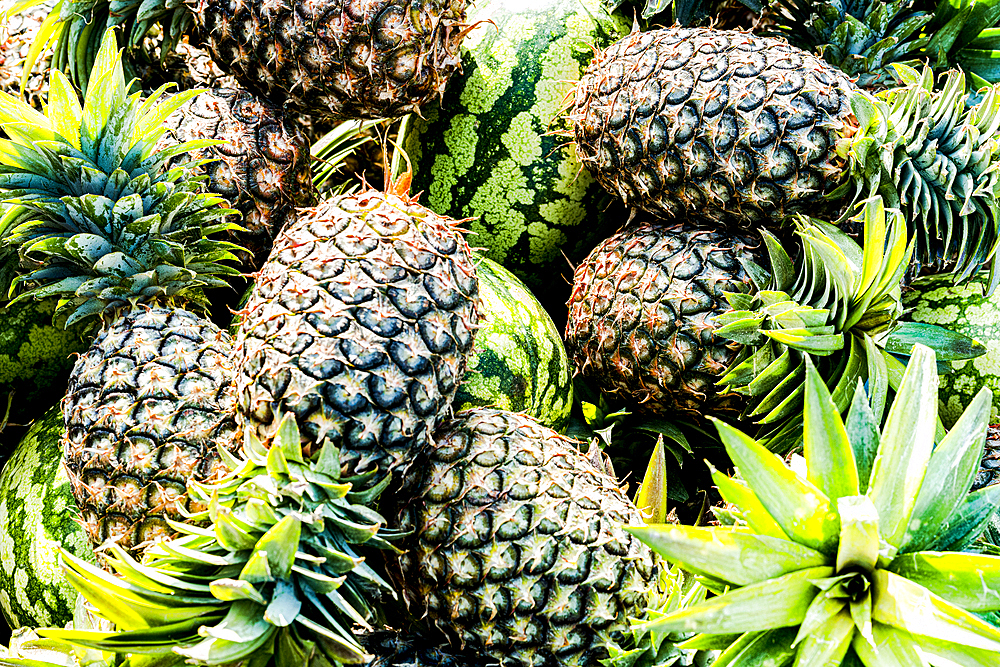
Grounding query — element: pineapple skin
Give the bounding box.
[187,0,468,120]
[395,409,661,667]
[156,88,317,269]
[61,308,240,554]
[233,191,479,484]
[565,221,758,421]
[974,425,1000,491]
[571,27,855,226]
[362,630,493,667]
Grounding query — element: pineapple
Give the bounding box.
[631,345,1000,666]
[18,0,469,120]
[392,408,662,667]
[570,27,1000,283]
[565,221,760,422]
[42,413,403,666]
[568,198,911,452]
[0,30,244,554]
[232,185,479,487]
[156,88,317,269]
[361,630,491,667]
[763,0,933,87]
[973,424,1000,491]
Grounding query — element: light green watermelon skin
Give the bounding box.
[402,0,629,313]
[454,258,573,431]
[0,298,92,424]
[903,272,1000,426]
[0,406,95,629]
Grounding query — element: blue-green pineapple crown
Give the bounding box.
[0,28,242,326]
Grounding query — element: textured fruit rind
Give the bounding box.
[0,406,94,630]
[453,257,573,430]
[0,298,92,422]
[397,409,660,667]
[402,0,629,301]
[903,273,1000,426]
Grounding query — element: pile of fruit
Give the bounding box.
[5,0,1000,665]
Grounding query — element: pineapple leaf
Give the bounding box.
[867,344,938,549]
[209,579,267,605]
[836,496,881,574]
[930,484,1000,552]
[707,628,796,667]
[762,330,844,355]
[910,630,1000,666]
[889,552,1000,612]
[792,592,846,648]
[850,623,926,667]
[628,524,829,587]
[80,30,126,161]
[803,356,858,500]
[845,381,880,496]
[761,228,795,291]
[257,516,301,580]
[883,322,986,361]
[640,566,832,636]
[46,70,83,151]
[791,609,854,667]
[711,417,840,553]
[901,387,991,554]
[633,436,668,524]
[871,569,1000,652]
[264,580,302,627]
[710,466,788,540]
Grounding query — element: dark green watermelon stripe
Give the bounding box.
[454,258,573,430]
[0,406,94,629]
[402,0,628,315]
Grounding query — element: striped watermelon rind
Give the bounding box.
[0,406,94,629]
[402,0,629,311]
[0,298,92,424]
[902,272,1000,426]
[455,258,573,430]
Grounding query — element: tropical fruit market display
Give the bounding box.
[7,0,1000,666]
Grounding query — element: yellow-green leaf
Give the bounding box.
[871,569,1000,652]
[803,356,858,500]
[888,552,1000,612]
[712,418,840,553]
[867,345,938,549]
[634,436,668,525]
[641,566,832,636]
[628,524,829,587]
[711,468,788,540]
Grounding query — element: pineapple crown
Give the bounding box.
[36,413,403,667]
[716,197,914,451]
[765,0,933,87]
[0,28,243,326]
[837,65,1000,289]
[3,0,191,95]
[631,344,1000,666]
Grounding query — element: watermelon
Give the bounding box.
[0,298,92,425]
[0,406,94,629]
[401,0,629,318]
[903,272,1000,426]
[454,258,573,430]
